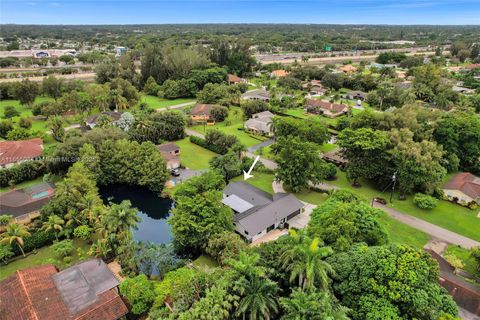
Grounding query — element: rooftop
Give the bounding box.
[0,138,43,166]
[0,182,55,218]
[443,172,480,200]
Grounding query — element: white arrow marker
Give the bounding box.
[243,155,260,180]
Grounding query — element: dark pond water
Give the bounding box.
[99,184,173,244]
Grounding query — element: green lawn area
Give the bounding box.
[328,170,480,241]
[444,245,479,278]
[190,106,267,147]
[378,211,429,249]
[281,108,310,119]
[1,97,54,133]
[0,239,91,280]
[140,95,195,110]
[232,172,275,194]
[319,143,337,153]
[175,137,217,170]
[192,254,219,268]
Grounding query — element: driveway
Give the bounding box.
[185,128,205,139]
[171,168,206,185]
[373,203,480,249]
[247,138,275,153]
[288,202,317,229]
[245,151,278,170]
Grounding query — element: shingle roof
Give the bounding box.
[244,111,274,133]
[0,138,43,166]
[0,259,128,320]
[0,182,55,218]
[241,89,270,100]
[443,172,480,199]
[85,111,122,125]
[223,182,303,235]
[157,142,180,153]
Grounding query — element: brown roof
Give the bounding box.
[306,99,348,113]
[339,64,357,73]
[228,74,243,83]
[190,104,217,116]
[0,261,128,320]
[0,182,55,218]
[0,138,43,166]
[157,142,180,153]
[466,64,480,70]
[443,172,480,199]
[85,111,122,125]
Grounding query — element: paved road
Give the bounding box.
[155,101,196,112]
[374,203,480,249]
[185,128,206,139]
[245,151,278,170]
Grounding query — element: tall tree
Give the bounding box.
[41,215,65,240]
[14,79,38,106]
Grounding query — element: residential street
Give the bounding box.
[373,203,480,249]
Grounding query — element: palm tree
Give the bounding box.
[42,215,65,240]
[227,251,266,279]
[281,230,334,292]
[101,200,140,240]
[235,276,278,320]
[1,223,31,257]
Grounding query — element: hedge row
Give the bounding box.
[0,160,47,187]
[11,229,57,256]
[189,136,226,155]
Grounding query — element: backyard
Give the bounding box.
[140,95,195,110]
[175,137,217,170]
[190,106,268,147]
[0,238,91,280]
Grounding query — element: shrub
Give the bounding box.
[413,193,439,210]
[18,117,32,129]
[444,254,464,270]
[3,106,20,119]
[0,244,14,264]
[0,120,14,137]
[73,225,93,241]
[209,105,229,122]
[0,215,13,226]
[190,135,226,155]
[52,239,74,258]
[324,163,337,180]
[120,274,155,315]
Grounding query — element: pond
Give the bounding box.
[99,184,173,244]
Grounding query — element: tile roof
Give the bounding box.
[190,104,217,116]
[0,138,43,166]
[271,70,289,77]
[0,260,128,320]
[443,172,480,200]
[339,64,357,73]
[306,99,348,113]
[227,74,243,83]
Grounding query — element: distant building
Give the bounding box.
[270,69,289,78]
[339,64,357,73]
[115,46,127,56]
[322,149,348,168]
[0,138,43,168]
[0,182,55,221]
[305,99,348,118]
[189,104,218,124]
[0,259,128,320]
[345,90,367,101]
[443,172,480,205]
[302,80,326,95]
[222,182,303,243]
[227,74,245,85]
[241,89,270,102]
[244,111,274,136]
[157,142,181,169]
[452,86,475,94]
[85,111,122,129]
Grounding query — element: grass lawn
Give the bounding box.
[444,245,479,278]
[140,95,195,110]
[175,137,217,170]
[190,106,267,147]
[192,255,219,268]
[0,238,91,280]
[378,211,429,249]
[319,143,337,153]
[232,172,275,194]
[328,170,480,241]
[1,97,54,133]
[281,108,310,119]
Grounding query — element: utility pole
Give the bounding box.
[390,171,397,203]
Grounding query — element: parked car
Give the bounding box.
[373,197,387,205]
[171,168,181,176]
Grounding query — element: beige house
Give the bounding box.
[443,172,480,205]
[157,142,180,169]
[244,111,274,136]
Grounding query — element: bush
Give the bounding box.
[413,193,439,210]
[209,105,229,122]
[0,244,14,264]
[324,163,337,180]
[120,274,155,315]
[73,225,93,241]
[190,135,227,155]
[0,215,13,226]
[52,239,74,258]
[0,120,14,138]
[18,117,32,129]
[3,106,20,119]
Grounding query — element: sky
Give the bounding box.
[1,0,479,25]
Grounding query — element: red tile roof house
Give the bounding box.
[0,259,128,320]
[0,182,55,222]
[305,99,349,118]
[0,138,43,168]
[270,69,289,78]
[157,142,181,169]
[189,103,218,125]
[443,172,480,205]
[227,74,245,85]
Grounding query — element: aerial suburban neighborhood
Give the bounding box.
[0,3,479,319]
